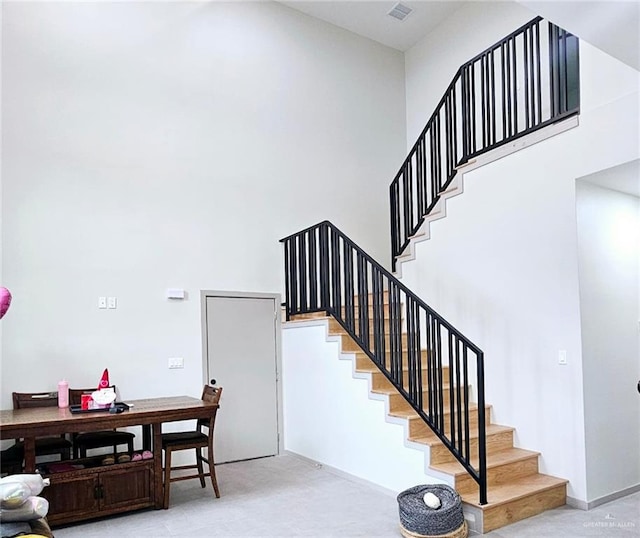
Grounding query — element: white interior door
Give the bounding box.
[205,294,279,463]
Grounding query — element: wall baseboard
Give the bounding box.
[567,483,640,511]
[283,450,399,499]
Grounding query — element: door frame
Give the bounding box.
[200,290,284,457]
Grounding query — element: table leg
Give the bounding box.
[152,423,163,509]
[142,424,151,451]
[23,437,36,472]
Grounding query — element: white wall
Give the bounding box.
[399,1,640,502]
[576,176,640,503]
[282,321,445,493]
[0,2,406,406]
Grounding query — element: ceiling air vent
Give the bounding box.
[388,3,412,21]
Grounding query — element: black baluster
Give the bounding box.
[308,228,317,311]
[298,233,307,312]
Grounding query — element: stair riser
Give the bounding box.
[388,386,467,413]
[339,334,410,352]
[352,290,391,304]
[371,369,450,392]
[342,297,396,314]
[338,318,399,333]
[350,307,399,320]
[408,406,489,437]
[355,351,430,371]
[455,456,540,496]
[480,484,566,533]
[429,429,513,465]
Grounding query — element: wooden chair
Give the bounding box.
[9,392,73,468]
[0,444,26,476]
[69,386,135,458]
[161,385,222,509]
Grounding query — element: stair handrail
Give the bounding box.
[390,16,580,270]
[281,220,488,504]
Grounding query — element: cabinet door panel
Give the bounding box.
[100,466,153,511]
[43,475,98,524]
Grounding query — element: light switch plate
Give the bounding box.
[167,288,185,300]
[168,357,184,369]
[558,350,567,365]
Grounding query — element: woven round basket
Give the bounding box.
[399,521,468,538]
[397,484,466,537]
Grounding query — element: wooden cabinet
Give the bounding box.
[41,458,154,526]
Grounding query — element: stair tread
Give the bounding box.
[409,423,513,445]
[430,447,540,477]
[463,473,568,508]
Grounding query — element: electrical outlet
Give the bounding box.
[168,357,184,369]
[558,350,567,365]
[98,297,107,309]
[107,297,117,309]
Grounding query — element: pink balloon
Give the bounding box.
[0,287,11,319]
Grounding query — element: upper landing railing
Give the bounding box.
[390,17,580,270]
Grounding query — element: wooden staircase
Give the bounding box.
[291,311,567,534]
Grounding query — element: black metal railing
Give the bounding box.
[281,221,487,504]
[391,17,580,270]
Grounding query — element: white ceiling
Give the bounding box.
[278,1,640,71]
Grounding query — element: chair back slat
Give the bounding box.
[11,391,73,459]
[197,385,222,429]
[13,391,59,409]
[202,385,222,405]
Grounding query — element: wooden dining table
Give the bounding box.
[0,396,218,518]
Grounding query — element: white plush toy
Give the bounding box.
[423,491,442,509]
[0,474,50,521]
[0,496,49,521]
[91,387,116,408]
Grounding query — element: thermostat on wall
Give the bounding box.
[166,288,185,300]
